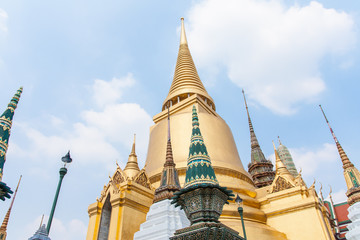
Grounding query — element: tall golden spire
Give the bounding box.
[319,105,360,205]
[123,135,140,179]
[0,175,21,239]
[162,18,214,111]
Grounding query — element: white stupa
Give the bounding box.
[134,108,189,240]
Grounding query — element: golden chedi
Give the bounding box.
[145,18,285,239]
[86,18,336,240]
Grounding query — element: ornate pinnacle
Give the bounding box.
[242,90,260,149]
[320,105,360,205]
[153,106,181,203]
[162,18,214,111]
[0,175,22,233]
[180,17,188,45]
[184,106,218,188]
[319,105,353,169]
[123,134,140,179]
[0,87,23,182]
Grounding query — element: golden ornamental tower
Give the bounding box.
[0,175,21,240]
[145,18,286,239]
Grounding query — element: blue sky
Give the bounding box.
[0,0,359,239]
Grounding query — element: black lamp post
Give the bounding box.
[235,194,247,240]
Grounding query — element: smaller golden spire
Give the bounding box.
[272,141,295,180]
[123,135,140,180]
[0,175,22,237]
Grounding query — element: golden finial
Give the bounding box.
[180,17,188,45]
[130,134,136,155]
[116,160,120,168]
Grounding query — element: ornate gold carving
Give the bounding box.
[113,171,124,185]
[272,177,294,193]
[135,172,151,189]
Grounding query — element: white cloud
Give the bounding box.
[92,73,135,107]
[0,8,8,33]
[186,0,356,114]
[8,74,153,171]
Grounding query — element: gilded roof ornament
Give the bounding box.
[123,134,140,180]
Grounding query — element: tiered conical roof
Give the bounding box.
[153,107,181,203]
[123,135,140,180]
[162,18,214,111]
[320,105,360,205]
[184,106,218,188]
[0,87,23,181]
[277,137,298,177]
[242,90,275,188]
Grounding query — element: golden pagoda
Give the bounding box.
[86,18,336,240]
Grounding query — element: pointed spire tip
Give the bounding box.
[180,17,188,45]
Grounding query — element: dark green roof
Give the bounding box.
[184,106,218,188]
[0,87,23,181]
